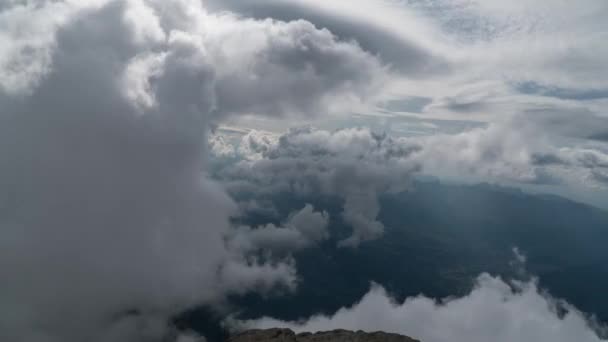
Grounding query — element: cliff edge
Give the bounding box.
[228,329,420,342]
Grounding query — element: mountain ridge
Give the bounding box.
[229,329,420,342]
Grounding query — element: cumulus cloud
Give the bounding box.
[228,204,330,256]
[218,1,607,88]
[409,122,551,184]
[214,123,608,229]
[0,0,78,95]
[204,0,450,77]
[0,1,386,341]
[237,274,607,342]
[215,127,420,247]
[399,115,608,193]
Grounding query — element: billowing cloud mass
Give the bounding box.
[212,124,608,245]
[214,127,420,247]
[228,204,330,256]
[204,0,451,77]
[238,274,607,342]
[0,1,386,341]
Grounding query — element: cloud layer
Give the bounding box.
[238,274,607,342]
[212,124,608,245]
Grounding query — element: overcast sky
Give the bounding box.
[206,0,608,208]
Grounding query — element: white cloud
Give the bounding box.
[409,122,547,184]
[214,124,608,222]
[238,274,607,342]
[216,127,420,247]
[210,0,608,141]
[0,1,76,94]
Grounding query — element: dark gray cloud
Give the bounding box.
[1,2,229,341]
[0,1,387,341]
[228,204,329,257]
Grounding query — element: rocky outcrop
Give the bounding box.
[228,329,420,342]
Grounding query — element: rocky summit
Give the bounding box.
[228,329,420,342]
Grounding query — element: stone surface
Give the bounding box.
[228,329,420,342]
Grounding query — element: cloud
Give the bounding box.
[217,256,298,298]
[201,0,608,188]
[214,127,421,247]
[405,119,608,191]
[202,0,608,169]
[1,1,387,116]
[0,0,79,95]
[214,124,608,222]
[0,1,386,341]
[287,204,331,243]
[553,147,608,186]
[409,122,550,184]
[228,204,330,256]
[237,274,607,342]
[204,0,450,77]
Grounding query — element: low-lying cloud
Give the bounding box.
[228,204,330,256]
[212,124,608,247]
[214,127,420,247]
[237,274,607,342]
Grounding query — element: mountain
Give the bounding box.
[229,329,420,342]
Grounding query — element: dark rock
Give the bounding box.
[228,329,420,342]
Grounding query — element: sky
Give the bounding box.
[208,0,608,208]
[0,1,607,342]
